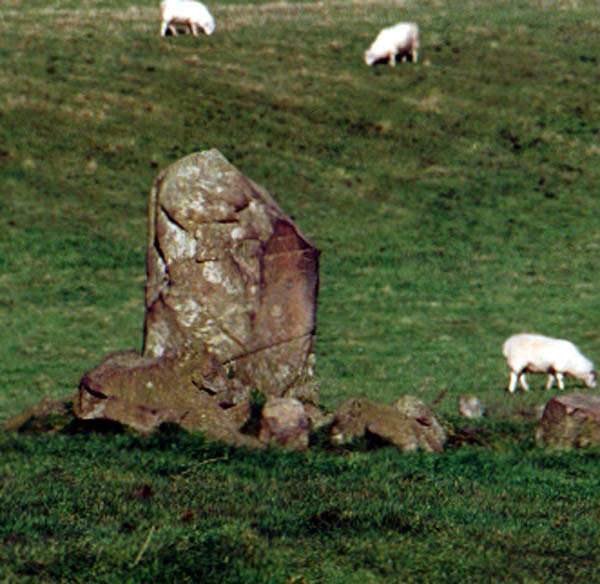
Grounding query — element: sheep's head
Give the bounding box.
[364,50,377,66]
[584,370,598,389]
[204,20,215,35]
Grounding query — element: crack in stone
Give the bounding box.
[159,203,190,234]
[196,305,251,354]
[153,234,169,271]
[264,248,316,258]
[195,257,222,263]
[221,332,314,366]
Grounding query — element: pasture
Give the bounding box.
[1,0,600,581]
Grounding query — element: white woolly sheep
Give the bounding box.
[364,22,419,67]
[502,333,597,393]
[160,0,215,37]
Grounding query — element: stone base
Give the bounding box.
[76,348,260,448]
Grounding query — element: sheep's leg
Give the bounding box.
[189,21,198,36]
[518,373,529,392]
[545,374,555,390]
[508,371,518,393]
[412,49,419,63]
[160,21,168,36]
[556,372,565,390]
[389,53,397,67]
[168,24,178,36]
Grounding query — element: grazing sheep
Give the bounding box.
[160,0,215,37]
[364,22,419,66]
[502,333,597,393]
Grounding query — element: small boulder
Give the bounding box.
[331,396,446,453]
[259,397,311,451]
[457,395,484,419]
[536,392,600,449]
[392,395,448,452]
[330,398,380,446]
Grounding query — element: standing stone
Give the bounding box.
[536,392,600,449]
[75,150,320,442]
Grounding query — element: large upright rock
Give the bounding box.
[75,150,320,442]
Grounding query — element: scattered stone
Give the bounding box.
[3,394,77,433]
[331,396,447,453]
[330,398,380,446]
[75,150,321,445]
[76,348,259,447]
[458,395,484,419]
[303,402,334,430]
[536,392,600,449]
[535,403,546,420]
[259,397,311,451]
[392,395,448,452]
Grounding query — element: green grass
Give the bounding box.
[2,0,600,580]
[1,427,600,582]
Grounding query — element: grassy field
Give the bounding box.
[2,0,600,581]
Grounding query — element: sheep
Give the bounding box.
[364,22,419,67]
[160,0,215,37]
[502,333,597,393]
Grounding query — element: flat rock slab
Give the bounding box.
[536,392,600,449]
[76,349,259,447]
[75,150,320,444]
